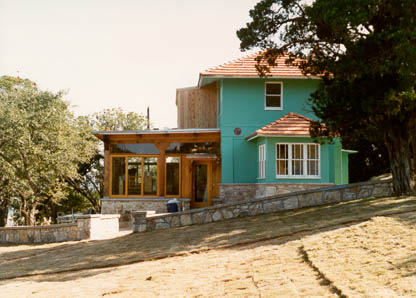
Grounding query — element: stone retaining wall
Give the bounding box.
[0,224,80,244]
[101,198,190,226]
[219,183,334,204]
[0,214,120,244]
[133,180,393,233]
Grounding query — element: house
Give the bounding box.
[93,52,353,224]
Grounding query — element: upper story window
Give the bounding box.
[265,82,283,110]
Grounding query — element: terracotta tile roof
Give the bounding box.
[200,51,307,78]
[246,113,312,140]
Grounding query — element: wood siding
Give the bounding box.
[176,82,218,129]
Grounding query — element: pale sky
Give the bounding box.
[0,0,259,128]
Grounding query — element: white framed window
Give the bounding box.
[276,144,288,175]
[306,144,320,176]
[258,144,266,179]
[275,143,320,178]
[265,82,283,110]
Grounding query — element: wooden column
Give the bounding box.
[156,143,170,197]
[103,140,110,197]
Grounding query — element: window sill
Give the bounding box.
[265,107,283,111]
[275,176,322,179]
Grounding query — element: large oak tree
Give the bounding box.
[238,0,416,194]
[0,76,95,225]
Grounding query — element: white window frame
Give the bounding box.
[306,144,320,176]
[264,82,283,110]
[276,144,289,176]
[275,143,321,179]
[258,144,266,179]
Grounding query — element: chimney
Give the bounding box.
[147,106,150,130]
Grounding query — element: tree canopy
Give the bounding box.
[90,107,148,131]
[0,77,150,226]
[238,0,416,194]
[0,76,96,225]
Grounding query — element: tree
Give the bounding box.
[91,107,148,131]
[66,108,148,212]
[342,132,390,183]
[238,0,416,194]
[0,76,96,225]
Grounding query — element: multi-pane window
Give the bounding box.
[276,143,320,178]
[111,156,158,196]
[292,144,304,175]
[276,144,288,175]
[111,157,126,195]
[166,157,180,196]
[265,82,283,109]
[307,144,320,176]
[258,144,266,179]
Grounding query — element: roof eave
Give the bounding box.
[199,74,321,81]
[246,134,312,141]
[245,134,258,142]
[342,149,358,154]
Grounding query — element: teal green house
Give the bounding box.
[177,52,353,204]
[95,51,354,219]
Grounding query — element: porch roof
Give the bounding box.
[93,128,221,143]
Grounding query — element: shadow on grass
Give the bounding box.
[398,256,416,278]
[0,195,415,283]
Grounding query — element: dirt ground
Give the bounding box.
[0,195,415,297]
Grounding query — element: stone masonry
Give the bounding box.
[133,180,393,233]
[101,198,190,226]
[0,224,80,244]
[0,214,120,244]
[219,183,334,204]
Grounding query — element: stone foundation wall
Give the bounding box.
[0,214,120,244]
[219,183,334,204]
[133,180,393,233]
[101,198,191,226]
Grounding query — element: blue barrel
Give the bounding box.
[167,202,179,213]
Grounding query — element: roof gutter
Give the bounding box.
[246,134,312,142]
[342,149,358,154]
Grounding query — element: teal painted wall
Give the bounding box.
[217,77,346,185]
[333,140,343,184]
[219,78,319,129]
[341,151,350,184]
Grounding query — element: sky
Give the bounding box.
[0,0,260,129]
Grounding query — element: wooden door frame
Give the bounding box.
[190,160,212,208]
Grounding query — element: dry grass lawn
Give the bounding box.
[0,195,415,297]
[303,212,416,297]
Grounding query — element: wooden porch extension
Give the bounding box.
[93,129,221,209]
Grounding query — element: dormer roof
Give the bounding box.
[246,113,313,141]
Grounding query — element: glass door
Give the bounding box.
[191,161,212,208]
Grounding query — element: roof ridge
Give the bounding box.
[202,51,262,73]
[199,51,311,80]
